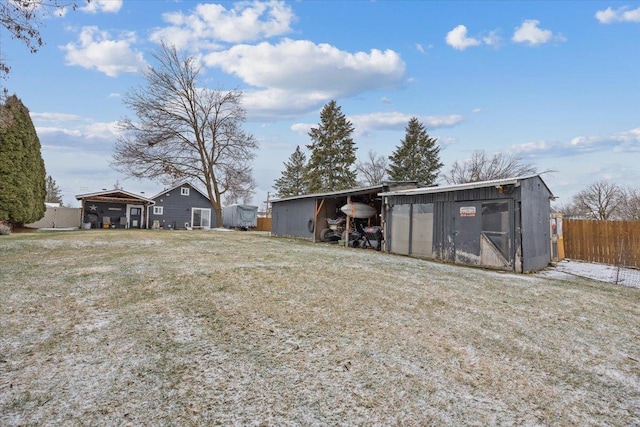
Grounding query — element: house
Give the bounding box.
[379,175,554,273]
[269,182,419,242]
[147,182,216,230]
[75,189,155,229]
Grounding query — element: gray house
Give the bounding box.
[379,175,553,273]
[148,182,216,230]
[270,182,419,242]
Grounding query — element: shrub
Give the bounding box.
[0,223,11,235]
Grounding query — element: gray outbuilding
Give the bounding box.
[379,175,554,273]
[270,182,419,242]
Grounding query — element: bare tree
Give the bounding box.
[444,150,539,184]
[0,0,88,81]
[571,180,623,220]
[112,42,258,224]
[552,200,583,218]
[619,187,640,221]
[356,150,388,186]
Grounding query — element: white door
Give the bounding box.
[192,208,211,229]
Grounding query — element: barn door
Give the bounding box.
[480,201,512,269]
[453,202,482,265]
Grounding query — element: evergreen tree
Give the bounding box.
[45,175,63,204]
[273,145,308,198]
[387,117,443,185]
[0,95,46,225]
[304,100,357,193]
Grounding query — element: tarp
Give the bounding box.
[222,204,258,228]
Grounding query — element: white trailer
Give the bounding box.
[222,204,258,229]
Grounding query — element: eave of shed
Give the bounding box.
[379,175,553,197]
[269,181,419,204]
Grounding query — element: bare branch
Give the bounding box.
[112,41,257,222]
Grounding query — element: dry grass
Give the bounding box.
[1,229,639,426]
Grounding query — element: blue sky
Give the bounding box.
[2,0,639,208]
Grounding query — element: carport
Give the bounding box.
[269,182,419,243]
[76,189,155,229]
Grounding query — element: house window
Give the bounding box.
[153,206,164,215]
[181,187,190,196]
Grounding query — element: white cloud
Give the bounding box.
[508,127,640,159]
[150,0,295,50]
[512,20,565,46]
[36,127,82,137]
[291,112,462,138]
[291,122,313,136]
[482,30,502,47]
[439,137,457,147]
[595,6,640,23]
[416,43,425,54]
[30,112,83,122]
[61,26,147,77]
[81,0,123,14]
[445,25,481,50]
[339,112,465,136]
[571,127,640,153]
[206,39,405,117]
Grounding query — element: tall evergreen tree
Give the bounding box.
[0,95,46,225]
[304,100,357,193]
[273,145,308,198]
[387,117,443,185]
[45,175,63,204]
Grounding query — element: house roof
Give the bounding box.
[75,189,155,204]
[268,181,420,204]
[150,181,210,201]
[379,174,554,197]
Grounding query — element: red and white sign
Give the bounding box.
[459,206,476,217]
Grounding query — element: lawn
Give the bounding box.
[1,229,639,425]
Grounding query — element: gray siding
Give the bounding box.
[271,198,316,240]
[520,176,552,272]
[149,184,216,229]
[384,176,551,273]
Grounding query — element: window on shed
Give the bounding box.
[390,204,410,255]
[153,206,163,215]
[411,203,434,258]
[181,187,190,196]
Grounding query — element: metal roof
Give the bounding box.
[379,174,553,197]
[268,181,419,204]
[75,189,155,204]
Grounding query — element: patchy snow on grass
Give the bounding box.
[1,230,639,425]
[540,259,640,288]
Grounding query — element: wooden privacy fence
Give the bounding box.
[563,219,640,268]
[256,217,271,232]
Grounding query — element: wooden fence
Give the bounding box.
[563,219,640,268]
[256,217,271,232]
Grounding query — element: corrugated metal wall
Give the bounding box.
[384,177,552,272]
[271,198,317,240]
[520,177,552,272]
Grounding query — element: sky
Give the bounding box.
[1,0,639,209]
